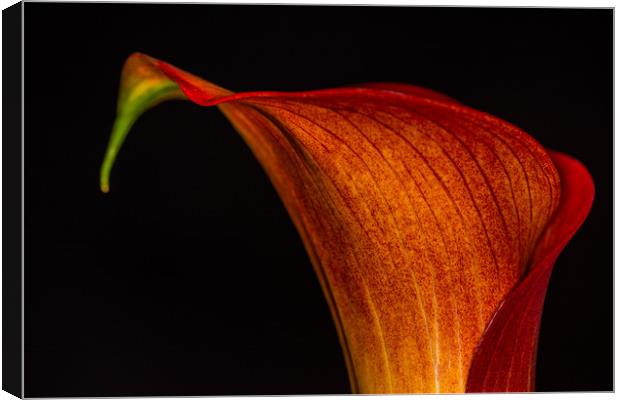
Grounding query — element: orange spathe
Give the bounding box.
[102,53,593,393]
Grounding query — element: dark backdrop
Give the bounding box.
[24,4,612,396]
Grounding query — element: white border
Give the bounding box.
[0,1,615,400]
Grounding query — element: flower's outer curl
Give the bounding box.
[101,53,594,393]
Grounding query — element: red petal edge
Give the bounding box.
[351,82,461,104]
[466,150,595,392]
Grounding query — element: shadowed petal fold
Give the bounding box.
[466,151,594,392]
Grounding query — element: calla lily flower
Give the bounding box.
[101,53,594,394]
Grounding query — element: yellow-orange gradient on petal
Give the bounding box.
[101,53,591,394]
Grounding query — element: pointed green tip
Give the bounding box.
[100,53,187,195]
[100,129,120,193]
[100,113,134,194]
[100,162,111,193]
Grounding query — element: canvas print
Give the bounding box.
[4,2,613,397]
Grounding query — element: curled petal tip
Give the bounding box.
[100,53,188,195]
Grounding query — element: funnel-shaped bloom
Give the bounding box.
[101,53,594,393]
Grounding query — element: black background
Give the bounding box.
[24,4,612,396]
